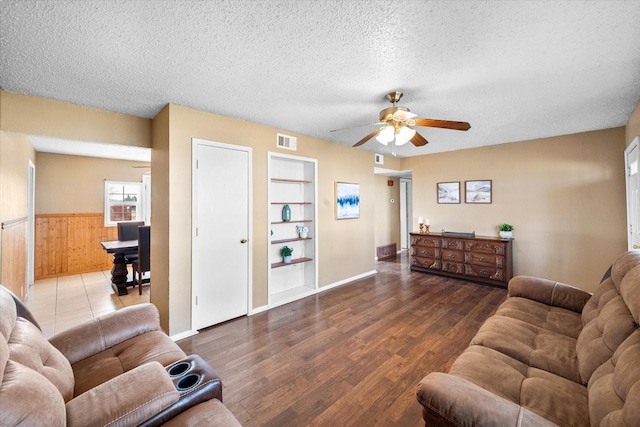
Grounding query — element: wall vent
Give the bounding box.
[374,153,384,165]
[277,133,297,151]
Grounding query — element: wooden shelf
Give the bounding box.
[271,257,313,268]
[271,219,312,224]
[271,202,312,205]
[271,237,312,244]
[271,178,312,183]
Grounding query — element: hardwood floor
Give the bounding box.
[177,252,507,426]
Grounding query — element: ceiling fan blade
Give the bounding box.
[353,128,383,147]
[410,131,429,147]
[413,118,471,131]
[330,122,385,132]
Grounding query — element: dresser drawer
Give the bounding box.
[464,253,505,268]
[442,238,463,250]
[411,256,441,270]
[411,235,441,248]
[442,261,464,274]
[442,249,463,263]
[464,265,506,282]
[464,239,507,255]
[411,246,440,259]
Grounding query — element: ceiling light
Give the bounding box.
[395,126,416,146]
[375,126,394,145]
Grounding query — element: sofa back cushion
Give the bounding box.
[0,286,73,425]
[588,330,640,426]
[576,253,640,384]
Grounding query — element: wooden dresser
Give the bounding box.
[410,232,513,287]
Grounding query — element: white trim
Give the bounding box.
[251,270,377,314]
[170,329,199,341]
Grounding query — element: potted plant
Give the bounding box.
[280,246,294,263]
[498,223,514,239]
[296,225,308,238]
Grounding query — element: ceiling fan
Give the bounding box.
[331,91,471,151]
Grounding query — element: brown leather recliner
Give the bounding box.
[0,285,241,426]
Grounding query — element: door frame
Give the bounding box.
[27,160,36,290]
[400,178,412,250]
[191,138,253,329]
[625,136,640,250]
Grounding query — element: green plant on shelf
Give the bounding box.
[280,246,294,257]
[498,223,514,232]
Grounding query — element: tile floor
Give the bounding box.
[25,268,149,339]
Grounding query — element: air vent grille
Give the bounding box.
[277,133,297,151]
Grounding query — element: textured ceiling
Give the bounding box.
[1,0,640,158]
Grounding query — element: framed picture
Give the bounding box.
[465,180,492,203]
[335,182,360,219]
[437,182,460,204]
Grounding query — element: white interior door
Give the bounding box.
[192,139,251,330]
[625,136,640,250]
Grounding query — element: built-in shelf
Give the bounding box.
[270,219,312,224]
[269,152,317,305]
[271,178,312,183]
[271,257,313,268]
[271,237,312,244]
[270,202,312,205]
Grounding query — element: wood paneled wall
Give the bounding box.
[35,213,118,280]
[1,217,27,300]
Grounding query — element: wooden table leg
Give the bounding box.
[111,252,129,296]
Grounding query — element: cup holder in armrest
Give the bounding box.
[139,354,223,427]
[168,361,192,377]
[176,373,202,392]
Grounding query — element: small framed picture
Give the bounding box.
[437,182,460,204]
[465,180,492,204]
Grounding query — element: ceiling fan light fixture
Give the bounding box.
[375,125,394,145]
[395,126,416,146]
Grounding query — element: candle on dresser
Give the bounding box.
[418,217,424,224]
[425,218,430,225]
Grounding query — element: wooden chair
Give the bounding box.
[132,226,150,295]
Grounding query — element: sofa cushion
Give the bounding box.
[493,296,584,338]
[576,265,639,384]
[470,309,581,383]
[588,331,640,426]
[72,330,185,396]
[449,345,589,427]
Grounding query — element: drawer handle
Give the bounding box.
[448,254,456,259]
[421,250,427,255]
[479,257,488,263]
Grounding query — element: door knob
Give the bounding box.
[634,244,640,249]
[240,239,247,243]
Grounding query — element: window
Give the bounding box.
[104,181,143,226]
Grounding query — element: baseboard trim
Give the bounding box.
[250,269,379,315]
[171,329,198,341]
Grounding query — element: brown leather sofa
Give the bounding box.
[417,250,640,426]
[0,285,241,426]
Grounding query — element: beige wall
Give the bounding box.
[156,104,376,335]
[0,90,151,148]
[401,127,627,292]
[627,100,640,145]
[35,152,149,214]
[374,176,400,255]
[0,132,36,281]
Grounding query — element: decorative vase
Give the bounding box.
[296,225,308,238]
[500,231,513,239]
[283,255,292,263]
[282,204,291,222]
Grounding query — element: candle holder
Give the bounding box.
[419,223,430,234]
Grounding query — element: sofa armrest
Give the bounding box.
[417,373,555,427]
[50,303,162,364]
[66,361,180,427]
[508,276,591,313]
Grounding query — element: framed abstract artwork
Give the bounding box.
[437,182,460,204]
[335,182,360,219]
[465,180,492,204]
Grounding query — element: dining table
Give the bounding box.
[101,239,138,295]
